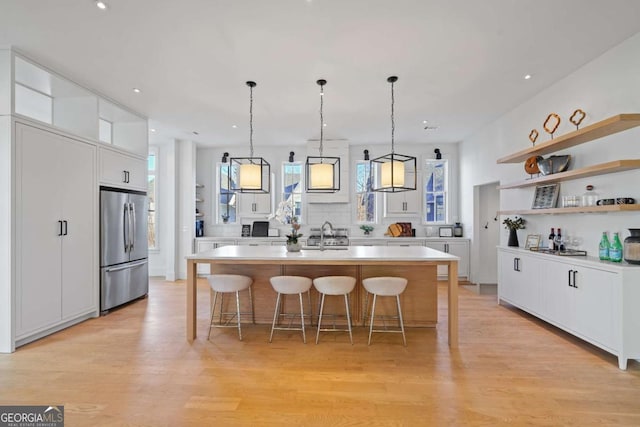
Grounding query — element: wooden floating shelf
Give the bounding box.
[497,114,640,164]
[195,198,204,203]
[498,159,640,189]
[499,204,640,215]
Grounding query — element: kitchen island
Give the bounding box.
[186,245,459,347]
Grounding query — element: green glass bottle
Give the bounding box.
[599,232,610,260]
[609,232,623,263]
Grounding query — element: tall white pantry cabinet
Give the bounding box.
[0,49,148,352]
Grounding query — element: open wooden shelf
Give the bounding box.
[498,159,640,189]
[499,204,640,215]
[497,114,640,164]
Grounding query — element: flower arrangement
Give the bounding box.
[503,216,525,230]
[286,217,302,244]
[360,225,374,235]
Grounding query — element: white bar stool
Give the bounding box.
[207,274,254,341]
[313,276,356,344]
[269,276,313,343]
[362,277,408,346]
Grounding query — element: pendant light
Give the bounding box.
[306,79,340,193]
[229,81,270,193]
[370,76,416,192]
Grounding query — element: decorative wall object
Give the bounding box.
[543,113,561,138]
[531,183,560,209]
[569,109,586,129]
[529,129,539,145]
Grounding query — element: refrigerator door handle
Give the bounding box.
[123,203,129,252]
[104,259,148,273]
[130,202,136,251]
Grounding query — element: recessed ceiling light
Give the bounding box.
[524,74,532,80]
[95,1,107,10]
[150,128,156,132]
[133,88,141,93]
[232,125,237,128]
[423,120,428,124]
[323,123,327,127]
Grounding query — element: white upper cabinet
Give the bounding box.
[8,50,147,156]
[384,189,421,217]
[99,146,148,191]
[238,191,273,218]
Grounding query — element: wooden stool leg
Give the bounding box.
[345,293,353,345]
[368,294,377,345]
[316,293,326,344]
[235,290,242,341]
[396,295,406,346]
[299,292,307,344]
[269,293,281,343]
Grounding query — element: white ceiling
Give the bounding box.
[2,0,640,149]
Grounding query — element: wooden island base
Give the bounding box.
[206,263,438,327]
[186,245,459,347]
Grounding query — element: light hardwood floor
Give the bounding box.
[1,278,639,426]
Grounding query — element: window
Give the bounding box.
[148,148,158,249]
[424,159,448,223]
[281,162,303,223]
[355,161,376,223]
[218,163,237,224]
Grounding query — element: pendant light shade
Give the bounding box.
[229,81,270,193]
[306,79,340,193]
[370,76,416,193]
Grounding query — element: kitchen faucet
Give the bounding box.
[319,221,334,251]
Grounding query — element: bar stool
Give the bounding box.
[313,276,356,344]
[362,277,408,346]
[207,274,254,341]
[269,276,313,343]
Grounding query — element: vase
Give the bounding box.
[508,229,519,247]
[286,242,301,252]
[623,228,640,264]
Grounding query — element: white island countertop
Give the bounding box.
[187,245,459,263]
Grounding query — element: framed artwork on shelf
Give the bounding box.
[525,234,541,250]
[532,183,560,209]
[241,224,251,237]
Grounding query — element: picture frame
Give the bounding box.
[241,224,251,237]
[525,234,541,250]
[439,226,453,237]
[531,183,560,209]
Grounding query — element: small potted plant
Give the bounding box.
[360,225,374,236]
[502,216,525,247]
[285,217,303,252]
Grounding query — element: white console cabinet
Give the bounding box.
[498,247,640,370]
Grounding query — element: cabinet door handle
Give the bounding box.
[58,220,63,236]
[126,171,130,183]
[513,257,520,272]
[252,202,256,212]
[572,270,578,288]
[62,220,68,236]
[445,243,449,253]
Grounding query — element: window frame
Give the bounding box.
[147,147,158,250]
[281,161,304,224]
[354,160,377,224]
[216,162,237,224]
[423,159,449,224]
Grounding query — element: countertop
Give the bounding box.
[187,244,459,262]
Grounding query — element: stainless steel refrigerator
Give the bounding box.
[100,188,149,312]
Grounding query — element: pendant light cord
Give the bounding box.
[319,81,324,158]
[390,78,395,155]
[249,83,254,158]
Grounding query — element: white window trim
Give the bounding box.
[354,160,377,224]
[281,161,304,224]
[423,158,449,225]
[148,146,159,251]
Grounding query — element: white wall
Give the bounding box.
[460,32,640,282]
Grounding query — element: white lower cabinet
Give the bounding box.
[425,239,470,279]
[498,247,639,370]
[15,123,97,342]
[99,146,147,191]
